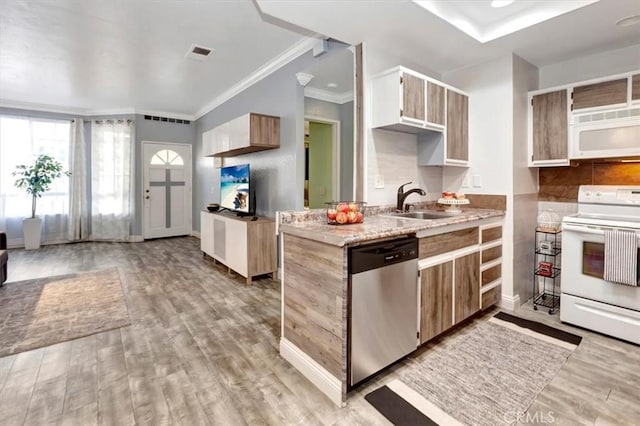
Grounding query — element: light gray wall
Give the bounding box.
[194,42,351,231]
[0,107,195,238]
[134,115,196,235]
[304,97,354,200]
[339,101,354,200]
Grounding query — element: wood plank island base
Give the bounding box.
[277,208,504,405]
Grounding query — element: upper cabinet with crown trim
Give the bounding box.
[371,66,469,167]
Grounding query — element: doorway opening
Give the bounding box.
[304,117,340,209]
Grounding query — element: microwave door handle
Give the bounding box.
[563,224,606,236]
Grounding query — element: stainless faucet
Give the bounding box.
[397,182,426,211]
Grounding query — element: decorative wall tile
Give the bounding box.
[538,163,640,202]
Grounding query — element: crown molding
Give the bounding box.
[0,99,196,121]
[194,35,321,120]
[83,107,137,117]
[0,99,88,116]
[304,87,354,104]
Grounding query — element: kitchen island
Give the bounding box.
[277,207,505,405]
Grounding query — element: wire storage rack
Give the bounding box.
[533,228,561,314]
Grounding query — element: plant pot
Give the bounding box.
[23,217,42,250]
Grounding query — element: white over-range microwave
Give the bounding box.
[570,107,640,160]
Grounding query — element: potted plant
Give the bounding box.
[13,154,69,249]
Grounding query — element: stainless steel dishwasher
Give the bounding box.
[349,236,419,386]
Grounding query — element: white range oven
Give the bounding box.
[561,185,640,345]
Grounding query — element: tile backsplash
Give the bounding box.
[539,163,640,202]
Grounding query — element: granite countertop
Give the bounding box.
[279,208,504,247]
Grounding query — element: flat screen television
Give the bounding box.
[220,163,251,213]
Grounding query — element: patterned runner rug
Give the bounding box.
[0,268,130,357]
[365,312,582,426]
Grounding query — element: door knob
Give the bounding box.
[145,196,150,199]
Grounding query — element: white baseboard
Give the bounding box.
[129,235,144,242]
[499,294,521,311]
[279,338,344,407]
[191,230,201,239]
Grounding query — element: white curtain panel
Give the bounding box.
[0,115,71,246]
[67,118,89,241]
[91,120,135,241]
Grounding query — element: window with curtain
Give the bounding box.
[91,120,134,241]
[0,116,71,245]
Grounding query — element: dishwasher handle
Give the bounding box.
[349,237,418,274]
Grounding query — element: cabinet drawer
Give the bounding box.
[481,226,502,243]
[482,286,501,309]
[482,264,501,286]
[482,245,502,263]
[419,227,478,259]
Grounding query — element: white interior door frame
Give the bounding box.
[142,141,192,239]
[305,115,341,200]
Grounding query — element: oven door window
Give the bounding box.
[582,242,604,278]
[582,241,640,279]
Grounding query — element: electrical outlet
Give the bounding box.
[472,175,482,188]
[375,175,384,189]
[462,175,470,188]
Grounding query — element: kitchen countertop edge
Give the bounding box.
[279,209,505,247]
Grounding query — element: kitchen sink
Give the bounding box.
[389,211,451,220]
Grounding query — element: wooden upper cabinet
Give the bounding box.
[454,252,480,324]
[632,74,640,101]
[446,90,469,162]
[426,82,445,126]
[572,78,627,110]
[401,73,425,122]
[531,90,568,163]
[203,113,280,157]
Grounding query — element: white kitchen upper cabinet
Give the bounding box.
[372,66,469,167]
[371,67,442,134]
[202,113,279,157]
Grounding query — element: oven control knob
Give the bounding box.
[596,192,602,197]
[585,192,591,197]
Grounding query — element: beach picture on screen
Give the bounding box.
[220,164,250,213]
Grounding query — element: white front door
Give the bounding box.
[143,142,192,239]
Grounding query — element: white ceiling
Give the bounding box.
[0,0,311,117]
[412,0,600,43]
[256,0,640,74]
[1,0,639,119]
[303,48,354,104]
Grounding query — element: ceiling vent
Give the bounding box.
[185,44,213,61]
[144,115,191,125]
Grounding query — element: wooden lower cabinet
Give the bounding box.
[454,252,480,324]
[420,261,453,344]
[420,251,480,343]
[482,285,501,309]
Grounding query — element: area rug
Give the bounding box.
[0,268,130,357]
[365,312,582,426]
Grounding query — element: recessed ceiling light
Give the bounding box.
[491,0,514,7]
[327,83,338,88]
[616,15,640,27]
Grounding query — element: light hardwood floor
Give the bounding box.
[1,237,638,425]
